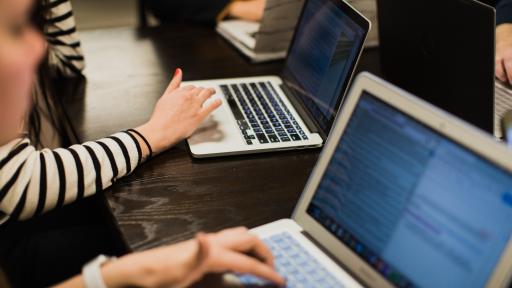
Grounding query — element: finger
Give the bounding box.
[216,250,285,286]
[497,59,506,82]
[181,85,196,91]
[505,59,512,84]
[199,99,222,118]
[198,88,216,103]
[211,228,274,267]
[210,227,250,246]
[165,68,182,94]
[190,87,205,99]
[227,233,275,267]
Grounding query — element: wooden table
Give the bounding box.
[72,24,382,253]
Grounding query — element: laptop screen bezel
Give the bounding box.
[292,72,512,288]
[280,0,370,139]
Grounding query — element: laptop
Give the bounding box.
[216,0,305,63]
[226,73,512,288]
[378,0,496,134]
[187,0,370,158]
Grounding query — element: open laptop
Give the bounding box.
[378,0,495,135]
[226,73,512,288]
[187,0,370,158]
[216,0,305,63]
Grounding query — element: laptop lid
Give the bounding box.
[293,72,512,288]
[254,0,305,53]
[378,0,495,134]
[280,0,370,139]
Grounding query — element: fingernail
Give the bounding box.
[174,68,181,78]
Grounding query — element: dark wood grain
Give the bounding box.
[60,24,381,286]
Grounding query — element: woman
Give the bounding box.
[0,0,284,287]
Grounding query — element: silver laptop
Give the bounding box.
[187,0,370,158]
[216,0,305,63]
[226,73,512,287]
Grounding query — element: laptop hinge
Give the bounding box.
[280,84,322,137]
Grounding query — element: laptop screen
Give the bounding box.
[307,92,512,287]
[282,0,367,136]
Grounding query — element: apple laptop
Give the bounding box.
[188,0,370,158]
[216,0,305,63]
[228,72,512,288]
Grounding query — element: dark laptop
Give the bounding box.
[378,0,496,133]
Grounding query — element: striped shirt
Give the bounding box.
[0,132,143,224]
[42,0,84,76]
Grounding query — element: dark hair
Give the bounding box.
[29,0,80,148]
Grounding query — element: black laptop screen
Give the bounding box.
[282,0,367,136]
[307,92,512,287]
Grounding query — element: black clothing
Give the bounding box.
[147,0,231,25]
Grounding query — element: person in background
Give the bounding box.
[490,0,512,84]
[146,0,267,26]
[0,0,285,287]
[28,0,85,151]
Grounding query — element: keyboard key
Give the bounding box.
[256,133,269,144]
[221,85,244,121]
[268,135,280,143]
[291,134,302,141]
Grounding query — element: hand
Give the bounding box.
[136,68,222,154]
[228,0,267,22]
[98,227,285,288]
[496,24,512,84]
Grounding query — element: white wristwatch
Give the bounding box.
[82,255,117,288]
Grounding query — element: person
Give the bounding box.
[0,0,285,287]
[487,0,512,84]
[146,0,267,26]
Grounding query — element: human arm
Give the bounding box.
[53,227,285,288]
[219,0,267,22]
[495,0,512,83]
[0,69,221,223]
[38,0,85,77]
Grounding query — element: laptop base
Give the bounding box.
[185,76,323,158]
[216,20,287,63]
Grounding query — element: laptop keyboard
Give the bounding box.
[237,232,344,288]
[220,82,309,145]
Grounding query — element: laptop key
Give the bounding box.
[221,85,244,121]
[256,133,269,144]
[291,134,302,141]
[268,135,280,143]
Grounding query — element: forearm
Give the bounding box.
[53,240,199,288]
[0,131,147,223]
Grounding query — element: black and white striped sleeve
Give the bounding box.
[42,0,85,77]
[0,132,142,224]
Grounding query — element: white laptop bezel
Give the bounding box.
[292,72,512,288]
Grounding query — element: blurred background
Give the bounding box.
[73,0,139,29]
